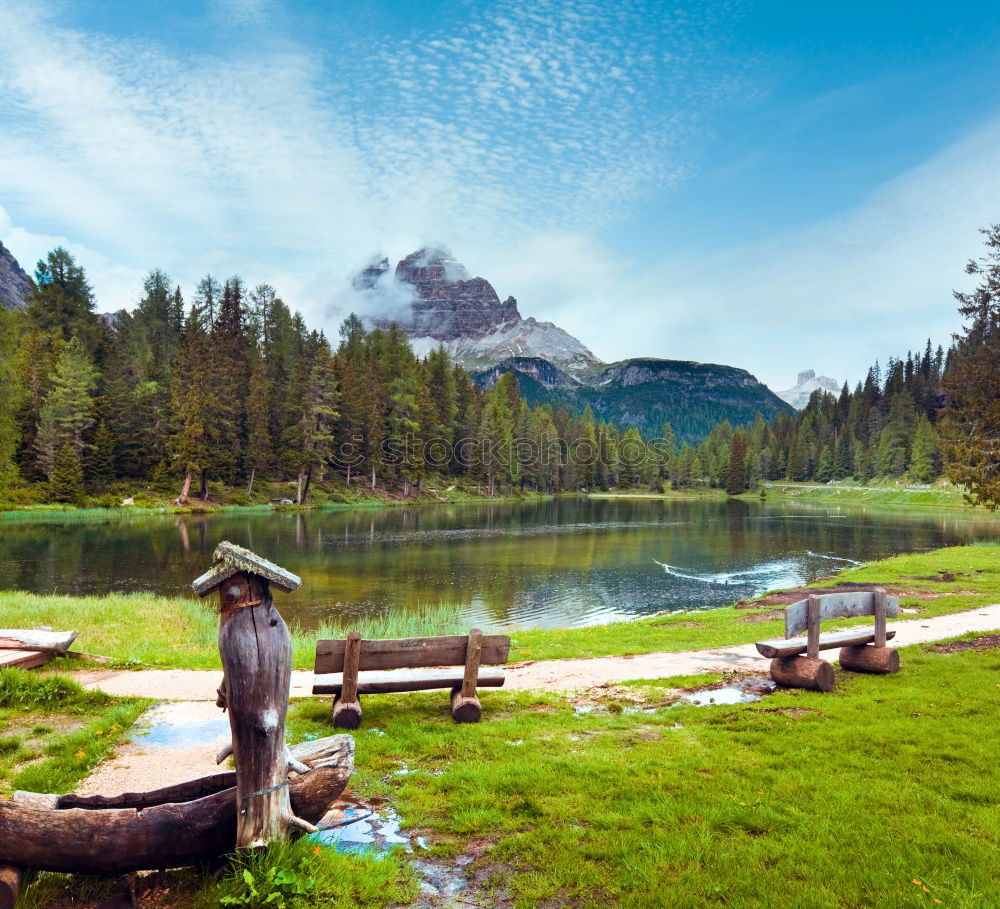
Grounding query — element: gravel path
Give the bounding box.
[77,604,1000,700]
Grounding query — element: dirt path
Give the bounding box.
[77,604,1000,700]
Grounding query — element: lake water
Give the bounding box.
[1,497,997,630]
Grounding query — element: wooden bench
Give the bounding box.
[755,589,900,691]
[312,629,510,728]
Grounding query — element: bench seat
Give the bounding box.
[313,665,506,696]
[755,628,896,659]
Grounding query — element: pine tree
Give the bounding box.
[941,223,1000,507]
[909,416,940,484]
[50,442,84,504]
[26,247,102,354]
[88,420,115,490]
[0,309,22,492]
[245,351,272,495]
[169,311,213,504]
[35,336,97,480]
[725,429,749,495]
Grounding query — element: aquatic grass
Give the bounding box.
[284,637,1000,908]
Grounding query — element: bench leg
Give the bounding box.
[450,687,482,723]
[839,645,899,675]
[332,695,363,730]
[770,656,834,692]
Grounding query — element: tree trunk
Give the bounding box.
[246,467,256,496]
[346,464,351,486]
[218,577,305,848]
[296,467,312,506]
[175,470,192,506]
[402,479,410,498]
[199,470,209,500]
[769,656,834,691]
[0,735,353,874]
[371,464,376,491]
[839,645,899,674]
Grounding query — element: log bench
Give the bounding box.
[755,589,900,691]
[313,629,510,728]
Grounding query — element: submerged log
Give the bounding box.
[0,866,22,909]
[769,656,835,692]
[0,734,352,875]
[839,644,900,674]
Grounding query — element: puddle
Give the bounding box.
[678,679,776,707]
[133,702,230,749]
[309,799,479,906]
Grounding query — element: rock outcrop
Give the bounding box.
[0,241,31,311]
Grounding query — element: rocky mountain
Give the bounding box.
[360,248,600,376]
[0,241,31,311]
[353,248,792,442]
[777,369,841,410]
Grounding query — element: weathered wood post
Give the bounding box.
[193,541,316,849]
[839,588,900,674]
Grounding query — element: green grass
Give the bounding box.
[0,669,148,797]
[761,481,977,509]
[279,636,1000,908]
[5,543,1000,670]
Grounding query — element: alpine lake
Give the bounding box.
[1,496,998,631]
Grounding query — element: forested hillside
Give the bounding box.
[0,248,679,506]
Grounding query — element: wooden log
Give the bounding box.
[218,575,304,848]
[0,734,352,874]
[0,866,22,909]
[755,628,896,659]
[769,656,834,692]
[314,665,507,695]
[806,595,820,659]
[450,689,481,723]
[332,632,362,730]
[839,645,899,675]
[315,633,510,674]
[0,630,78,653]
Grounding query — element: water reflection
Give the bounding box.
[0,497,997,630]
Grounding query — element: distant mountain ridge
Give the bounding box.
[0,241,31,311]
[354,248,792,442]
[777,369,841,410]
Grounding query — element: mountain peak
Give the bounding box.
[0,240,32,312]
[777,369,841,410]
[357,249,599,374]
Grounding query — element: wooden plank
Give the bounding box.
[0,650,53,670]
[460,629,483,700]
[756,628,896,659]
[0,630,78,653]
[873,589,887,648]
[315,633,511,673]
[806,595,820,659]
[785,592,899,637]
[313,665,506,695]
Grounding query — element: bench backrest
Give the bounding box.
[315,633,511,673]
[784,591,899,638]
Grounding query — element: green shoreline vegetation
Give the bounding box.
[3,542,997,670]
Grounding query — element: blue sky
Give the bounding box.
[1,0,998,389]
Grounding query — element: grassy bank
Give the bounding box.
[0,670,147,798]
[3,543,999,669]
[21,634,1000,907]
[0,473,555,520]
[760,480,975,509]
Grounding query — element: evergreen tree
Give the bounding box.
[0,309,22,492]
[909,416,940,484]
[88,420,115,490]
[26,247,102,353]
[50,442,84,504]
[725,429,749,495]
[941,223,1000,507]
[35,337,97,480]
